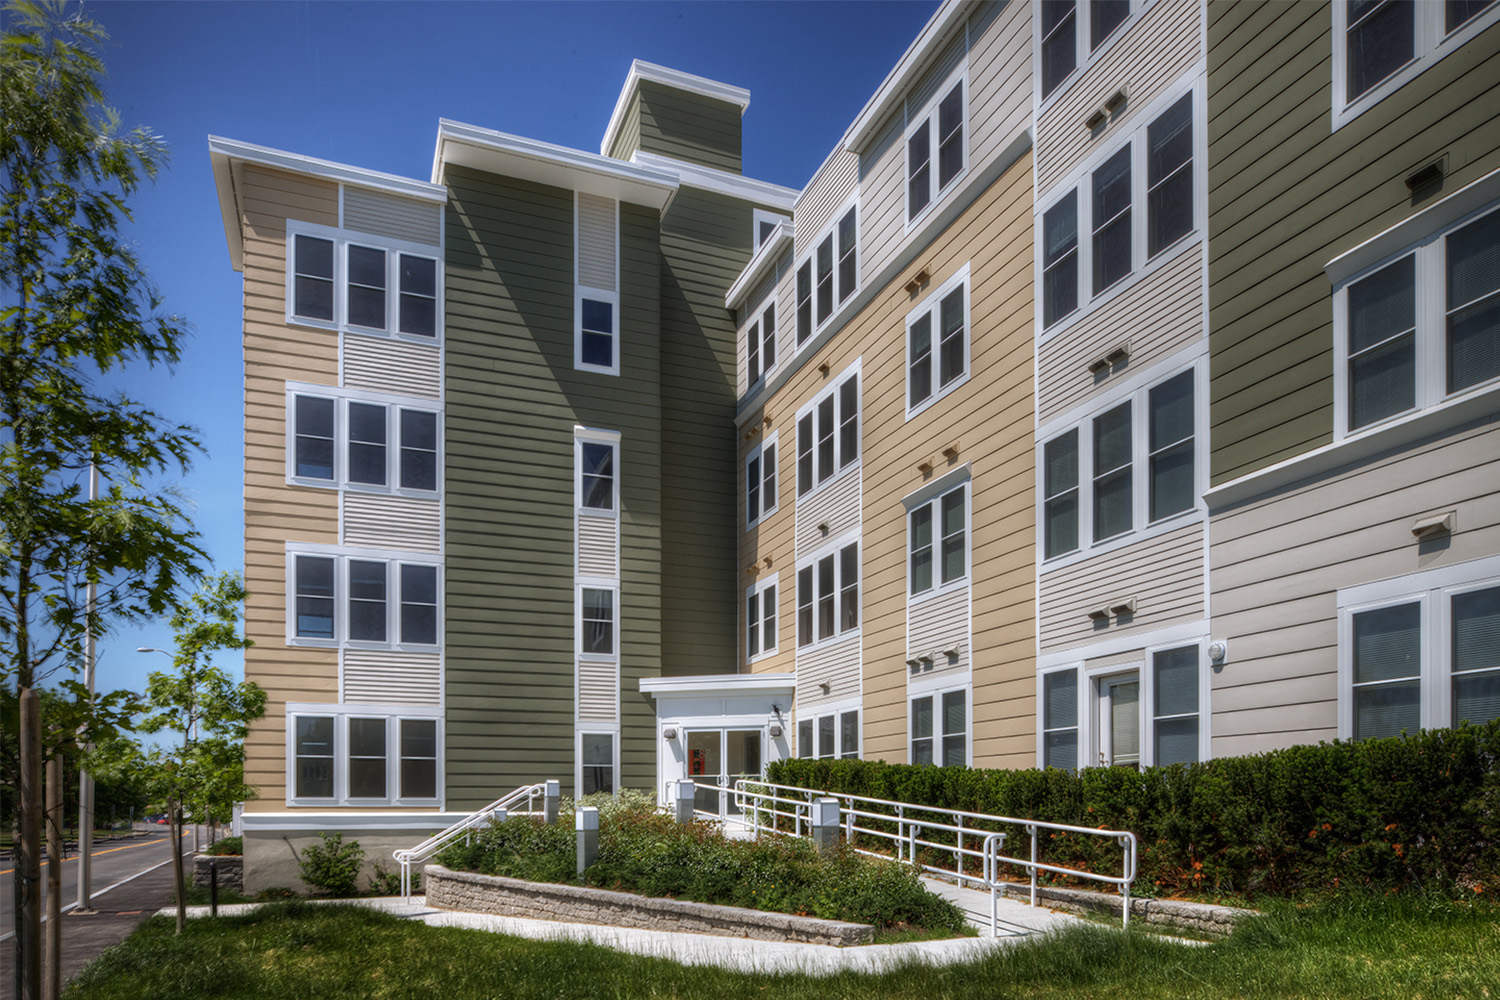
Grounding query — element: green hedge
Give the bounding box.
[765,722,1500,898]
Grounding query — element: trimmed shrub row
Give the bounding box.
[766,722,1500,898]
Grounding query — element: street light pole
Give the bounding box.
[76,462,97,913]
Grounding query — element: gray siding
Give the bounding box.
[1207,5,1500,483]
[636,80,743,174]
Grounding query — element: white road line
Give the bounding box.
[0,855,176,943]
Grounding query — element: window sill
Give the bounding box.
[795,462,861,507]
[746,508,779,531]
[909,577,970,606]
[1039,230,1201,342]
[1039,506,1203,575]
[906,372,971,422]
[796,630,861,656]
[286,798,443,810]
[577,507,619,520]
[286,478,441,499]
[904,168,969,236]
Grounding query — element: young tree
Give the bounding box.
[132,572,263,933]
[1,2,205,992]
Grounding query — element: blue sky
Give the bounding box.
[43,0,939,707]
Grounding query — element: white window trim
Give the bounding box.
[746,432,779,529]
[908,683,971,767]
[1035,634,1211,770]
[905,264,971,420]
[753,208,791,249]
[284,542,443,651]
[575,426,622,517]
[1035,76,1204,341]
[1331,198,1500,442]
[796,699,861,760]
[793,195,860,354]
[906,478,971,604]
[284,382,442,496]
[1034,0,1151,111]
[1036,349,1207,572]
[794,529,861,652]
[574,193,621,376]
[746,572,780,665]
[745,297,779,393]
[794,358,862,503]
[1332,1,1500,131]
[1337,553,1500,738]
[576,579,620,661]
[575,726,621,799]
[904,63,970,232]
[285,702,444,808]
[284,219,443,343]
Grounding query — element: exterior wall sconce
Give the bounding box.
[1207,640,1228,664]
[768,723,783,739]
[662,727,677,741]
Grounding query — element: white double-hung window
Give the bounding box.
[287,385,440,493]
[1038,0,1135,102]
[906,265,970,417]
[910,686,967,767]
[288,704,442,806]
[796,365,860,499]
[287,545,441,649]
[795,204,858,348]
[575,192,621,375]
[796,537,859,649]
[797,707,860,759]
[907,69,966,224]
[746,574,778,663]
[287,222,441,340]
[746,300,777,389]
[909,482,968,597]
[746,433,778,528]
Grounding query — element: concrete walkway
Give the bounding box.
[167,884,1084,976]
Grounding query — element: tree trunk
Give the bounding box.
[171,798,186,935]
[45,753,62,1000]
[15,689,41,1000]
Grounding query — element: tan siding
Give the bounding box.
[1038,240,1203,423]
[908,584,970,668]
[342,649,442,705]
[795,150,858,256]
[1039,522,1205,653]
[739,406,796,671]
[795,468,862,553]
[796,635,862,708]
[1036,0,1202,194]
[577,514,619,577]
[1209,418,1500,756]
[577,193,617,292]
[341,493,441,552]
[342,334,442,399]
[342,187,442,247]
[576,660,619,722]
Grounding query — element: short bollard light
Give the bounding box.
[209,858,219,917]
[811,797,841,856]
[576,806,600,873]
[674,779,696,824]
[544,780,561,826]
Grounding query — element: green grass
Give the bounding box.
[63,891,1500,999]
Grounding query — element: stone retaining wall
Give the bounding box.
[425,865,875,946]
[192,855,244,893]
[995,882,1254,937]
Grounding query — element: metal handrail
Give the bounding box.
[392,782,549,899]
[731,778,1139,931]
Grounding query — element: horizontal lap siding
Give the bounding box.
[1038,522,1205,653]
[796,469,862,552]
[1208,418,1500,756]
[342,336,441,399]
[1038,241,1203,423]
[1207,5,1500,482]
[796,151,858,256]
[1036,0,1202,194]
[796,636,862,709]
[240,164,341,811]
[740,405,795,675]
[343,650,441,705]
[909,585,970,668]
[341,493,441,552]
[636,81,743,174]
[342,187,442,247]
[606,98,643,161]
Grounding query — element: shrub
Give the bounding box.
[369,860,418,896]
[203,835,242,856]
[297,832,365,897]
[766,720,1500,899]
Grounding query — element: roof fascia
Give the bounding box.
[630,151,798,210]
[840,0,970,154]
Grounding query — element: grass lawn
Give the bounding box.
[63,892,1498,999]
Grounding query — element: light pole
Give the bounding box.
[136,647,199,853]
[77,463,97,915]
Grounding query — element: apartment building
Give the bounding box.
[211,0,1498,891]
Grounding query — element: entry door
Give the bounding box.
[685,729,763,817]
[1098,675,1141,768]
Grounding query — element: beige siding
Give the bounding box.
[577,660,619,722]
[342,649,442,705]
[341,493,442,552]
[577,514,619,577]
[795,150,858,256]
[342,187,442,246]
[795,468,862,553]
[1039,522,1205,653]
[577,193,617,292]
[1036,0,1202,194]
[740,405,797,673]
[796,635,862,709]
[342,334,441,399]
[1209,418,1500,755]
[1038,240,1203,423]
[908,584,970,669]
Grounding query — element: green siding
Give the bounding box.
[636,81,743,174]
[443,166,664,804]
[1207,5,1500,483]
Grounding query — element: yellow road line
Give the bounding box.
[0,831,186,876]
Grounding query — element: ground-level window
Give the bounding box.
[580,732,615,795]
[288,705,441,806]
[910,688,967,767]
[797,708,859,759]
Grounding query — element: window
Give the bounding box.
[287,224,441,339]
[910,688,967,767]
[288,705,442,805]
[796,539,859,647]
[580,732,615,795]
[747,300,777,389]
[576,433,620,513]
[1040,365,1200,560]
[909,483,967,596]
[753,209,790,248]
[907,76,966,223]
[907,266,969,416]
[797,708,860,759]
[575,192,620,375]
[1151,646,1200,765]
[746,576,778,662]
[1335,203,1500,437]
[577,294,618,374]
[1039,88,1198,332]
[580,587,615,656]
[796,366,860,498]
[795,206,857,346]
[288,549,442,648]
[1334,0,1498,121]
[1039,0,1134,101]
[1042,669,1078,770]
[1039,644,1203,770]
[288,388,440,493]
[1340,556,1500,739]
[746,435,778,527]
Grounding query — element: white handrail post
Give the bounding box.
[896,805,905,861]
[1028,823,1038,908]
[956,816,965,885]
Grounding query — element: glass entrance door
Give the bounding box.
[1099,675,1141,768]
[685,728,764,818]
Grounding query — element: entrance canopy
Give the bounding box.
[639,673,795,804]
